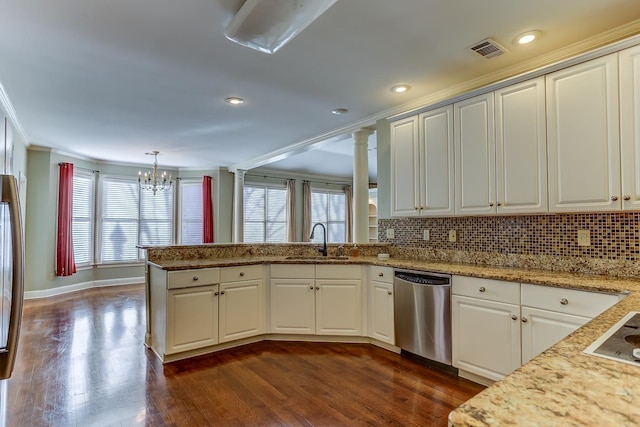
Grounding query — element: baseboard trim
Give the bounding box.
[457,369,496,387]
[25,276,145,300]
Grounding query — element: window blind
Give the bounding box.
[311,190,346,243]
[140,186,174,248]
[180,181,203,244]
[244,184,287,243]
[72,171,95,265]
[100,177,139,262]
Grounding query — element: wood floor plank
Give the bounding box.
[2,284,484,426]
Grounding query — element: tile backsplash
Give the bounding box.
[378,213,640,277]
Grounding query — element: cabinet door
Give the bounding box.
[390,116,420,216]
[521,306,590,364]
[369,281,394,344]
[620,45,640,209]
[166,285,219,354]
[546,54,620,212]
[219,279,264,343]
[419,105,455,216]
[495,77,548,214]
[452,295,520,381]
[316,279,362,335]
[270,278,316,334]
[454,93,496,215]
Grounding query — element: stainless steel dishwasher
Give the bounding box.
[394,269,452,366]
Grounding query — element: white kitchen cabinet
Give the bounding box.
[520,283,620,363]
[495,77,548,214]
[270,265,316,334]
[546,53,621,212]
[167,284,219,354]
[390,116,420,216]
[369,266,394,345]
[390,106,454,217]
[620,44,640,210]
[315,265,362,336]
[452,276,521,381]
[454,92,496,215]
[218,265,265,343]
[149,266,221,358]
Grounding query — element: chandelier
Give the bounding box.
[138,151,173,195]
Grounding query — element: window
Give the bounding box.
[311,189,346,243]
[139,186,174,247]
[243,184,287,243]
[180,180,203,244]
[72,171,95,266]
[99,176,140,263]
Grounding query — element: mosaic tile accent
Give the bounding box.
[378,213,640,276]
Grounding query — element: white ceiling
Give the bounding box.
[1,0,639,177]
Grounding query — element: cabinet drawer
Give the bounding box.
[521,283,620,318]
[316,265,361,280]
[370,266,394,284]
[167,268,220,289]
[270,264,315,279]
[221,265,262,282]
[452,276,520,304]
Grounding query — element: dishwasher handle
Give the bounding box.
[395,272,450,286]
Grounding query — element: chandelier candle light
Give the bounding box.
[138,151,173,195]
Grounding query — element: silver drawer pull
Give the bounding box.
[560,298,568,305]
[220,291,225,295]
[240,272,245,277]
[378,272,384,277]
[193,276,199,281]
[388,291,392,295]
[479,287,486,293]
[521,317,528,323]
[511,315,518,321]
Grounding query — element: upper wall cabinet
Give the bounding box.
[620,45,640,210]
[454,93,495,215]
[546,53,621,213]
[390,106,454,217]
[495,77,548,214]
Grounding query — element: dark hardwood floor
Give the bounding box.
[3,285,484,426]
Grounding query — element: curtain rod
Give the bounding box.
[58,163,99,174]
[245,173,351,186]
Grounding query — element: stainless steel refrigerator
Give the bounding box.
[0,116,24,381]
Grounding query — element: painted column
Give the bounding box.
[353,129,373,243]
[233,169,246,242]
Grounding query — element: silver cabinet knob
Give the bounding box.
[479,287,486,293]
[310,286,314,290]
[193,276,199,281]
[214,291,219,296]
[511,315,518,321]
[489,202,494,207]
[624,195,631,201]
[611,196,619,201]
[521,317,528,323]
[240,272,245,277]
[315,286,320,290]
[497,202,502,206]
[560,298,568,305]
[220,291,225,295]
[378,272,384,277]
[387,291,392,295]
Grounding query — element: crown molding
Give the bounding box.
[0,81,30,146]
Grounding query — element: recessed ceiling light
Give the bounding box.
[391,84,411,93]
[332,108,349,115]
[225,97,245,105]
[517,31,540,45]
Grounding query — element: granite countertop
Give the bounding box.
[148,255,640,426]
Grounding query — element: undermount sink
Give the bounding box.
[285,256,349,260]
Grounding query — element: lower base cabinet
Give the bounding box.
[369,266,395,345]
[219,278,264,343]
[167,284,219,354]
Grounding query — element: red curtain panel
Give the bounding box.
[56,163,76,276]
[202,175,214,243]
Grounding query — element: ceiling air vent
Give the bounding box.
[468,38,507,59]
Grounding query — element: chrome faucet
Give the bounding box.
[310,223,327,257]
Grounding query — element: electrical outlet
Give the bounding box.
[423,229,430,241]
[577,229,591,246]
[386,228,395,239]
[449,229,457,242]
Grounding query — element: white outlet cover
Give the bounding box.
[449,229,457,242]
[386,228,395,239]
[423,230,430,240]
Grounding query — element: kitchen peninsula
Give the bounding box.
[143,243,640,426]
